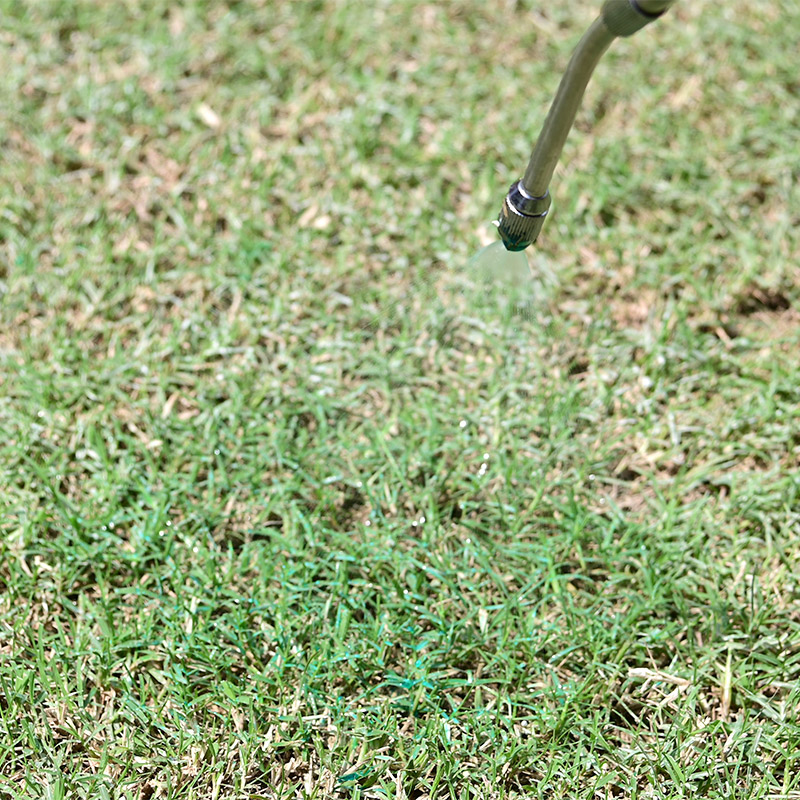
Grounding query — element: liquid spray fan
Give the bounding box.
[496,0,678,252]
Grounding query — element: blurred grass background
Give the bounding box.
[1,1,800,798]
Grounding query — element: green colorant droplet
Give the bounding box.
[461,240,534,322]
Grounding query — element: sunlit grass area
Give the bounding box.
[2,1,800,797]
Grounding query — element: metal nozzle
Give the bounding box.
[496,181,551,251]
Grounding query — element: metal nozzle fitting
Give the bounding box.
[496,181,551,251]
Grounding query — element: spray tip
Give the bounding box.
[496,181,551,252]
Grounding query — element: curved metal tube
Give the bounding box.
[496,0,678,251]
[522,17,615,197]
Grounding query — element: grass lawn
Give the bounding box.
[2,1,800,797]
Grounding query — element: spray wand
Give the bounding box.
[496,0,678,251]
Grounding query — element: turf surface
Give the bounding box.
[2,1,800,797]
